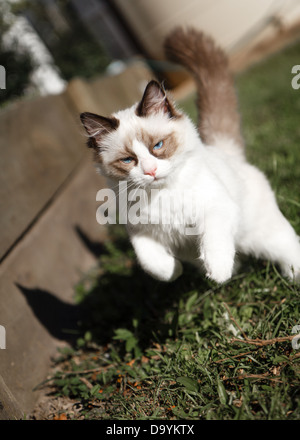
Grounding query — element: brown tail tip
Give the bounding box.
[164,26,228,73]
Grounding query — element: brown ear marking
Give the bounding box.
[80,112,120,149]
[136,80,180,119]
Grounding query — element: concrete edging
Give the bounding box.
[0,62,153,419]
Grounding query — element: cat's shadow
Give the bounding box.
[17,225,212,351]
[16,283,82,345]
[72,225,211,351]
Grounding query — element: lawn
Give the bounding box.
[34,41,300,420]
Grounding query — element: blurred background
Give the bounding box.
[2,0,300,105]
[1,0,300,420]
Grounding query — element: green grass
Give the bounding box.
[39,42,300,420]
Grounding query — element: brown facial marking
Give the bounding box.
[135,129,180,160]
[109,160,136,178]
[136,130,155,151]
[150,133,179,160]
[97,125,180,180]
[108,144,138,178]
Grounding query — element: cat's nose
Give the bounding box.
[141,159,157,177]
[144,168,157,177]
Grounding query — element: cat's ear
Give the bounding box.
[80,112,119,149]
[136,80,179,118]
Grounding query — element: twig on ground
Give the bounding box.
[223,302,300,348]
[231,334,297,347]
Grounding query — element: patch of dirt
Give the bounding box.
[29,386,84,420]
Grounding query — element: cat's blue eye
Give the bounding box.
[121,157,133,164]
[153,140,163,150]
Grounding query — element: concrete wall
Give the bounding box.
[113,0,300,57]
[0,61,153,419]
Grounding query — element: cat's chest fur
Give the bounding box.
[127,208,200,262]
[125,146,243,262]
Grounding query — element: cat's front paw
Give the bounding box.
[206,267,232,284]
[202,252,234,284]
[282,265,300,284]
[132,235,183,283]
[157,258,183,282]
[141,255,183,282]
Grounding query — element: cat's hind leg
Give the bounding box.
[275,232,300,282]
[244,211,300,283]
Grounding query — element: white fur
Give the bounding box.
[98,104,300,284]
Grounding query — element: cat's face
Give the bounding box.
[80,81,188,188]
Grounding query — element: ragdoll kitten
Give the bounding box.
[80,27,300,284]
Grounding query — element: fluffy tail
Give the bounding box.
[164,27,244,149]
